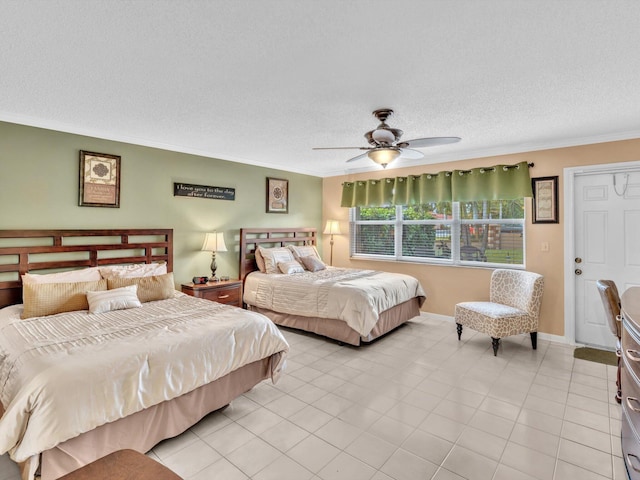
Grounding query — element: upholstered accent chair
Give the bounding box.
[596,279,622,403]
[455,269,544,356]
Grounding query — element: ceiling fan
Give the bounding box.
[313,108,461,168]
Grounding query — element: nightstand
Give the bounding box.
[181,279,243,307]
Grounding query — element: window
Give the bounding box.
[351,199,525,267]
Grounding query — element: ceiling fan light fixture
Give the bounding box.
[367,148,400,168]
[371,128,396,144]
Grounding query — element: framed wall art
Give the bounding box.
[532,176,558,224]
[266,177,288,214]
[79,151,121,207]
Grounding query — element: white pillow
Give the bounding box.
[258,247,295,274]
[86,285,142,314]
[99,262,167,279]
[278,260,304,274]
[288,245,321,263]
[22,267,102,285]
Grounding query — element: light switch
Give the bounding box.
[541,242,550,252]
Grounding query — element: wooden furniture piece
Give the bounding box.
[58,449,182,480]
[239,227,423,346]
[239,227,317,281]
[0,229,173,308]
[596,279,623,403]
[181,279,242,307]
[621,286,640,480]
[0,229,283,480]
[455,269,544,356]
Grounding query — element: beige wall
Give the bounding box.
[0,121,323,285]
[323,139,640,337]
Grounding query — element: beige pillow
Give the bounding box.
[22,267,102,285]
[258,247,296,274]
[107,272,175,303]
[300,256,326,272]
[87,285,142,314]
[255,248,266,273]
[277,260,304,274]
[22,279,108,319]
[99,262,167,279]
[288,245,321,263]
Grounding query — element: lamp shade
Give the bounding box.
[323,220,341,235]
[201,232,228,252]
[367,147,401,168]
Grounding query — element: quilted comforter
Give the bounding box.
[0,293,288,463]
[243,267,426,336]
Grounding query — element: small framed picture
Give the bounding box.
[532,176,558,224]
[266,177,288,214]
[79,151,121,208]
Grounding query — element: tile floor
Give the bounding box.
[0,315,627,480]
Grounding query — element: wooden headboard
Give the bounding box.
[0,229,173,308]
[239,227,317,281]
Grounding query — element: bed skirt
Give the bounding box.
[3,354,281,480]
[249,297,421,346]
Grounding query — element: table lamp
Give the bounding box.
[201,232,227,280]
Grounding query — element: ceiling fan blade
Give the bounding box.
[312,147,369,150]
[401,137,461,148]
[399,148,424,160]
[345,152,370,163]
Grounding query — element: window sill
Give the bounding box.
[349,255,524,270]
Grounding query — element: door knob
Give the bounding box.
[575,269,582,275]
[575,257,582,263]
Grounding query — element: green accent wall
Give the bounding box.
[0,121,322,284]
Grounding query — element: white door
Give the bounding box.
[574,170,640,349]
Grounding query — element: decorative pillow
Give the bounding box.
[300,255,326,272]
[255,248,266,273]
[99,262,168,279]
[107,272,175,303]
[288,245,321,263]
[22,267,102,285]
[277,260,304,274]
[257,247,296,274]
[21,279,108,319]
[86,285,142,314]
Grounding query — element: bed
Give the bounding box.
[240,227,426,346]
[0,229,289,480]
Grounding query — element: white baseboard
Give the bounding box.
[420,312,569,345]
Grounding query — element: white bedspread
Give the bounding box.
[0,293,289,463]
[243,267,426,336]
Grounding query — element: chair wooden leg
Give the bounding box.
[491,337,500,356]
[530,332,537,350]
[456,323,462,341]
[616,355,622,404]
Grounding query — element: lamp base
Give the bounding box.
[210,252,218,281]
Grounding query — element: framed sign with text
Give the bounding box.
[532,176,558,224]
[79,151,121,208]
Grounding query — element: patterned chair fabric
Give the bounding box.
[455,269,544,355]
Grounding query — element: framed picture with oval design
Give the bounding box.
[531,176,558,224]
[266,177,288,214]
[79,150,121,208]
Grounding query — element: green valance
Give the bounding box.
[341,161,532,207]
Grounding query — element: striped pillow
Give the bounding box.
[107,272,175,303]
[21,279,108,319]
[86,285,142,314]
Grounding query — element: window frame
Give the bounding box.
[349,202,526,269]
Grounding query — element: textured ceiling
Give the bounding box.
[1,1,640,177]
